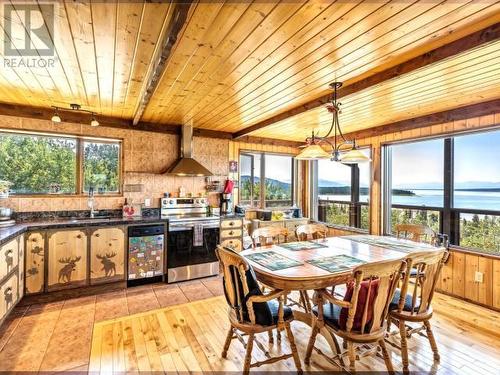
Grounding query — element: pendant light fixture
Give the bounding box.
[296,81,370,164]
[50,104,100,127]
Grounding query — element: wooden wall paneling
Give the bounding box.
[477,256,493,306]
[493,260,500,309]
[25,231,46,295]
[464,254,479,302]
[90,226,126,284]
[452,252,466,298]
[439,251,454,294]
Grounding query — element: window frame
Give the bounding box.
[0,129,122,197]
[313,148,371,231]
[238,150,295,209]
[382,128,500,257]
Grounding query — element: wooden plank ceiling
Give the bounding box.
[0,1,499,139]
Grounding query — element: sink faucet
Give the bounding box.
[88,187,97,218]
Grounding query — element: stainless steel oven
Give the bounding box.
[161,198,220,283]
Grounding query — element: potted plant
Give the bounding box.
[0,180,11,198]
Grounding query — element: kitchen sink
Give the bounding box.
[69,215,113,221]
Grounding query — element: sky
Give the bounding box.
[241,153,292,183]
[392,130,500,188]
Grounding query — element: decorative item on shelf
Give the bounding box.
[179,186,186,197]
[296,81,371,164]
[50,104,100,127]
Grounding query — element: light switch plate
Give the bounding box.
[474,271,483,283]
[144,198,151,207]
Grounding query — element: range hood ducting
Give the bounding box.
[166,125,213,176]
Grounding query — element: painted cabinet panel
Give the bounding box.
[0,237,19,282]
[25,231,45,294]
[90,226,125,284]
[47,229,88,291]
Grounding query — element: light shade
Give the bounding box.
[340,148,371,164]
[296,144,331,160]
[90,117,99,127]
[51,114,61,123]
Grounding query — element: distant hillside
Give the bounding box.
[240,175,291,190]
[319,186,414,196]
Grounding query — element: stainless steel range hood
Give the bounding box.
[166,124,213,176]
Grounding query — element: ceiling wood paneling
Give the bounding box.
[248,39,500,141]
[0,1,498,139]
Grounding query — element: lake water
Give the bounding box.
[319,189,500,212]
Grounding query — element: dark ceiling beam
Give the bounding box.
[333,99,500,142]
[0,102,234,139]
[232,22,500,139]
[235,135,303,148]
[132,2,192,125]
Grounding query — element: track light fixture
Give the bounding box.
[50,104,100,127]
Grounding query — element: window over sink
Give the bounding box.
[0,129,121,196]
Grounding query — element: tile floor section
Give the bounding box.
[0,277,224,372]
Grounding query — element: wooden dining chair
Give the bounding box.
[395,223,437,245]
[387,248,448,373]
[295,223,328,241]
[251,226,311,313]
[305,258,406,374]
[216,246,303,374]
[251,226,289,248]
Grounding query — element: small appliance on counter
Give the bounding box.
[220,179,234,215]
[122,199,142,218]
[127,225,165,286]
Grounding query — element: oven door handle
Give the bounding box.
[169,224,219,232]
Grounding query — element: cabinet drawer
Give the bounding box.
[0,237,19,282]
[221,219,242,229]
[220,228,242,239]
[0,272,19,322]
[220,239,242,252]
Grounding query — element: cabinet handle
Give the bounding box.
[5,249,13,262]
[229,222,234,226]
[4,287,12,300]
[77,234,82,239]
[229,231,234,235]
[32,238,37,242]
[95,233,100,237]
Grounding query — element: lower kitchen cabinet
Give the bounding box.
[90,226,126,284]
[0,234,24,325]
[47,229,88,291]
[25,231,45,294]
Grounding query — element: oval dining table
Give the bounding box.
[240,235,444,355]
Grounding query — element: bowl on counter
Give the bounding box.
[0,207,12,220]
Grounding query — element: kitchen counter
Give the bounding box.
[0,216,169,246]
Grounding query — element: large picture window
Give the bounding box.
[316,149,371,230]
[239,152,294,208]
[384,129,500,255]
[0,130,121,195]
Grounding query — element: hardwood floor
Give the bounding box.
[0,277,498,373]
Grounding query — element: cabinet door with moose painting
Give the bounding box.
[90,226,125,284]
[47,229,88,291]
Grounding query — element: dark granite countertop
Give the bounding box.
[0,216,168,246]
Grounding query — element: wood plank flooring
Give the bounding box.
[0,276,498,373]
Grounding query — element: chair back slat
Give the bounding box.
[398,249,448,315]
[251,227,289,247]
[295,224,328,241]
[395,223,436,244]
[216,246,251,321]
[343,259,406,334]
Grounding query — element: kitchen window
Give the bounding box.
[239,151,294,208]
[315,148,371,230]
[0,129,121,195]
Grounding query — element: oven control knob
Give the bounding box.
[169,200,174,205]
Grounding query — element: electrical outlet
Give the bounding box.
[474,271,483,283]
[144,198,151,207]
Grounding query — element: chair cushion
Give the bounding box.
[312,279,379,333]
[267,300,293,324]
[389,288,421,312]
